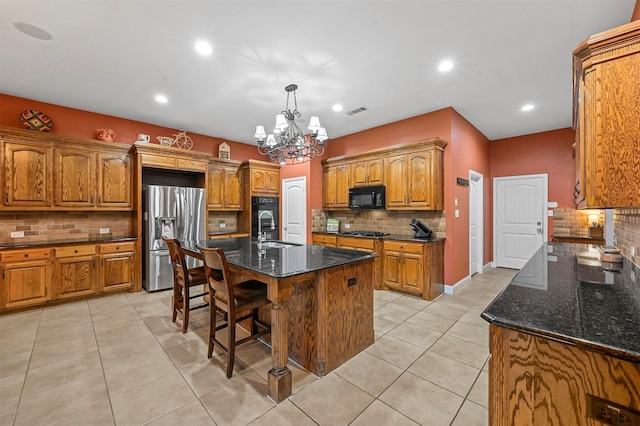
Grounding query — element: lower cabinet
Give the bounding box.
[1,247,53,309]
[52,245,97,300]
[0,240,136,313]
[97,242,135,293]
[312,234,338,247]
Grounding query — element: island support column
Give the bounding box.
[267,277,293,402]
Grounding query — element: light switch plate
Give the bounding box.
[100,228,110,234]
[11,231,24,238]
[219,223,226,228]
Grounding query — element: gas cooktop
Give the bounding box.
[341,231,389,237]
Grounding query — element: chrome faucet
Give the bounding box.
[258,210,275,243]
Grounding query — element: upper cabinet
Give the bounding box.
[350,158,384,187]
[322,138,447,211]
[207,160,242,211]
[1,128,132,210]
[241,160,280,196]
[4,141,53,207]
[573,20,640,208]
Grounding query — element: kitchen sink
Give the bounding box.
[258,241,301,249]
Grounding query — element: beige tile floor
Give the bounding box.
[0,267,516,426]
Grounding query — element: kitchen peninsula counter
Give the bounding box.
[481,243,640,424]
[182,237,377,403]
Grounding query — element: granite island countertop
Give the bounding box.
[481,242,640,362]
[312,231,445,243]
[182,237,378,279]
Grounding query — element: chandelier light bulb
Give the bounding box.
[317,127,328,142]
[254,125,266,141]
[266,134,276,147]
[308,116,321,133]
[274,114,288,131]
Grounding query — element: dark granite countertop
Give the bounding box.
[182,237,377,279]
[0,237,137,250]
[482,243,640,362]
[312,231,444,243]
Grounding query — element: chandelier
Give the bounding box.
[254,84,328,165]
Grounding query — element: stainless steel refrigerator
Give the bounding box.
[142,185,206,291]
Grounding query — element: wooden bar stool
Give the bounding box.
[162,237,209,333]
[199,246,271,378]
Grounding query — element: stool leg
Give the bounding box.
[208,301,216,358]
[227,320,236,378]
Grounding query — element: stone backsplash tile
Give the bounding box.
[0,212,132,245]
[312,209,446,238]
[614,208,640,266]
[552,208,605,238]
[208,212,239,233]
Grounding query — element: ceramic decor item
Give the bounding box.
[96,128,116,142]
[20,110,53,132]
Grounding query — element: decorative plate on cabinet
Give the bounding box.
[20,110,53,132]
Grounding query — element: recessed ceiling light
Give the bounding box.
[332,104,343,112]
[521,104,535,111]
[195,41,212,55]
[438,60,453,72]
[155,95,168,104]
[13,22,53,41]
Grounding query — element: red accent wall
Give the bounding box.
[490,128,576,239]
[632,0,640,21]
[0,94,261,161]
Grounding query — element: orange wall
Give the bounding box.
[490,128,576,239]
[0,94,261,161]
[633,0,640,21]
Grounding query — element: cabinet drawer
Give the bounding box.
[139,154,176,168]
[176,158,207,172]
[55,245,97,257]
[313,234,338,245]
[383,240,424,254]
[338,236,375,250]
[0,248,52,262]
[99,242,135,254]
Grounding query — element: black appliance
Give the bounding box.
[349,185,386,210]
[410,219,433,239]
[251,196,279,240]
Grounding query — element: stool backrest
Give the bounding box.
[199,247,233,307]
[162,237,189,287]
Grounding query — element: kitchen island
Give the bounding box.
[482,243,640,425]
[182,237,377,403]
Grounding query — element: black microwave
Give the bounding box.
[349,185,386,210]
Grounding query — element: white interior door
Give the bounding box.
[282,176,306,244]
[494,174,547,269]
[469,170,483,275]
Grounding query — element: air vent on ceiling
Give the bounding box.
[346,107,369,116]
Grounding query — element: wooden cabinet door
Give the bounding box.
[97,153,131,208]
[98,252,134,292]
[351,161,369,187]
[53,256,96,299]
[2,260,50,309]
[367,158,385,186]
[265,170,280,193]
[323,167,337,208]
[251,169,267,193]
[54,148,96,207]
[224,167,242,209]
[207,167,223,209]
[335,165,350,207]
[386,155,407,208]
[382,249,402,290]
[402,252,424,292]
[407,151,433,208]
[4,142,53,207]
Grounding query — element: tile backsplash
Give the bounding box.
[208,212,239,234]
[552,208,605,237]
[312,209,446,239]
[0,212,132,245]
[614,208,640,266]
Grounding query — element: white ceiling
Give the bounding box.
[0,1,635,145]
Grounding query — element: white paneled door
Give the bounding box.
[282,176,306,244]
[494,174,547,269]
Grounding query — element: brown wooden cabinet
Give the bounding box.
[249,166,280,195]
[97,242,135,293]
[573,20,640,208]
[350,158,384,187]
[97,153,131,208]
[4,141,53,207]
[322,164,350,209]
[386,149,443,210]
[207,163,242,211]
[0,248,52,309]
[382,238,444,300]
[52,245,97,300]
[54,148,96,207]
[312,233,338,247]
